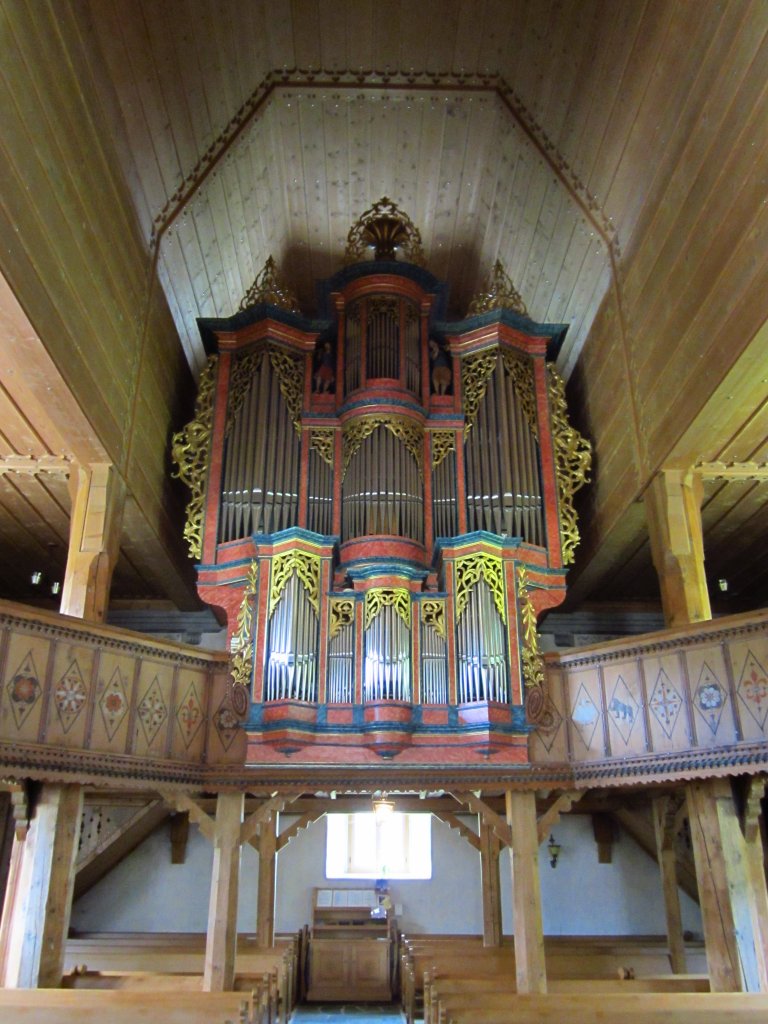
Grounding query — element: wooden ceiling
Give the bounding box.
[1,0,767,615]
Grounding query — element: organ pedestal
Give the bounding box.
[173,200,590,765]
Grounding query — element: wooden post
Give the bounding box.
[686,780,744,991]
[652,795,686,973]
[645,468,711,627]
[743,778,768,991]
[256,812,278,947]
[479,822,502,947]
[506,790,546,993]
[0,784,83,988]
[59,462,125,622]
[203,792,244,992]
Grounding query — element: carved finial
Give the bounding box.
[467,260,528,317]
[239,256,300,313]
[344,197,426,266]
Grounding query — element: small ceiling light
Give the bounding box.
[50,581,61,596]
[547,834,561,869]
[372,793,395,821]
[31,571,42,586]
[718,578,729,592]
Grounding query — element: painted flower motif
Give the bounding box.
[698,683,723,710]
[55,680,86,715]
[216,707,238,732]
[11,675,38,704]
[104,692,124,714]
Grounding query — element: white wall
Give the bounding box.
[71,813,701,937]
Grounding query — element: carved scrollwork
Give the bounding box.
[500,350,539,437]
[517,566,545,690]
[460,351,498,436]
[467,260,528,317]
[231,561,259,688]
[171,355,218,560]
[421,599,446,640]
[269,348,304,436]
[364,588,411,631]
[310,428,336,467]
[239,256,300,314]
[329,598,355,639]
[270,550,321,618]
[454,553,506,624]
[342,415,423,478]
[547,366,592,565]
[430,429,456,469]
[226,350,263,437]
[344,196,426,266]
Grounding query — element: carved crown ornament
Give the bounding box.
[238,255,300,314]
[344,196,426,266]
[467,260,528,317]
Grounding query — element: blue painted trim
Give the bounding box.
[315,260,449,319]
[345,562,429,581]
[338,396,426,417]
[197,305,332,355]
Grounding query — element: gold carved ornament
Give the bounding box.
[269,347,304,435]
[421,599,447,640]
[547,366,592,565]
[430,429,456,470]
[226,349,263,437]
[500,350,539,437]
[467,260,528,317]
[269,550,321,618]
[329,598,355,640]
[454,553,507,625]
[344,196,426,266]
[231,560,259,688]
[171,355,218,560]
[364,588,411,631]
[460,351,498,437]
[342,416,424,479]
[309,428,336,467]
[516,566,545,690]
[239,256,300,314]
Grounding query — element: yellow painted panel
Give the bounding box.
[643,653,692,754]
[171,668,209,760]
[0,630,52,744]
[564,667,604,761]
[684,644,736,749]
[90,652,138,753]
[43,641,96,749]
[132,660,175,758]
[727,635,768,743]
[602,660,647,757]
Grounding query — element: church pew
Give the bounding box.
[0,989,260,1023]
[432,992,768,1024]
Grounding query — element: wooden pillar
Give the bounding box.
[743,778,768,991]
[479,822,502,947]
[256,813,278,947]
[60,462,125,622]
[687,780,748,991]
[645,468,710,627]
[0,784,83,988]
[203,792,244,992]
[652,795,686,974]
[506,790,546,993]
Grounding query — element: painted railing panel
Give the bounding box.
[532,609,768,769]
[0,600,244,781]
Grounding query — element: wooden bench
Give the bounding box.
[0,989,260,1023]
[433,992,768,1024]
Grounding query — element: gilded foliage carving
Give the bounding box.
[500,350,539,437]
[467,260,528,317]
[461,351,498,436]
[310,428,336,467]
[269,348,304,435]
[342,416,423,478]
[239,256,300,314]
[430,429,456,469]
[547,366,592,565]
[270,550,321,618]
[231,561,259,688]
[345,196,426,266]
[329,598,355,640]
[421,599,446,640]
[454,553,506,625]
[367,296,399,322]
[226,350,263,437]
[517,566,545,690]
[171,355,218,560]
[364,588,411,631]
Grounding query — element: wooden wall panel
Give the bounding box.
[131,660,175,759]
[683,645,738,751]
[42,642,97,750]
[0,629,51,746]
[90,652,139,754]
[602,660,646,759]
[729,634,768,744]
[564,667,603,761]
[643,653,693,755]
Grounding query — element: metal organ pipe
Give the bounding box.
[266,574,318,702]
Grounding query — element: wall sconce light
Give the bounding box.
[30,571,43,586]
[547,834,561,869]
[372,793,395,821]
[718,578,729,592]
[50,581,61,596]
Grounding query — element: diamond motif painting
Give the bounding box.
[649,668,683,740]
[176,682,204,748]
[99,666,129,740]
[137,676,168,745]
[54,659,88,733]
[6,651,41,730]
[737,650,768,732]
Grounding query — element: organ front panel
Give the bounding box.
[174,199,591,764]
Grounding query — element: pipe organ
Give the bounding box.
[173,199,591,765]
